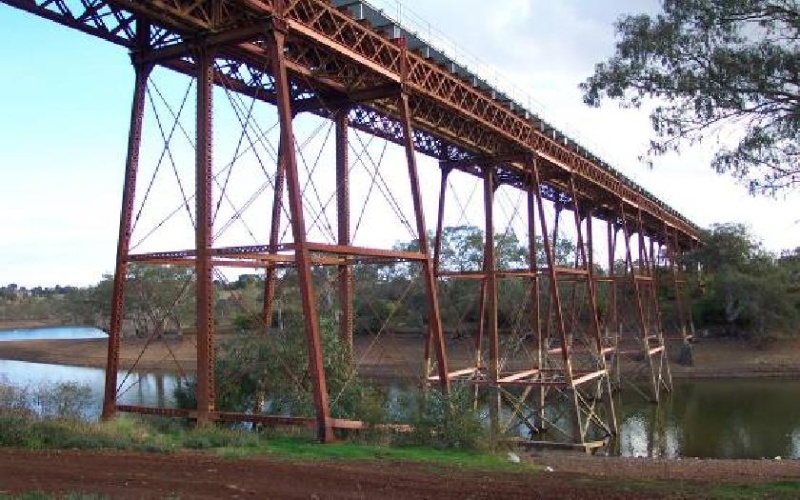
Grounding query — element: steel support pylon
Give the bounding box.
[102,23,151,421]
[605,203,673,403]
[266,24,334,441]
[431,154,617,449]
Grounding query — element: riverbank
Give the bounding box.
[2,332,800,378]
[0,319,65,330]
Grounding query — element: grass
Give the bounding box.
[0,413,533,474]
[216,434,534,472]
[710,480,800,499]
[572,475,701,498]
[576,477,800,499]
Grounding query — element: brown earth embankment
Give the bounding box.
[2,332,800,379]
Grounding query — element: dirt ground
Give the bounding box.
[2,448,798,499]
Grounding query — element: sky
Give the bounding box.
[0,0,798,288]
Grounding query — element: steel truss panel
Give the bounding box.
[1,0,700,248]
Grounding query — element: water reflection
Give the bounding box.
[616,379,800,459]
[1,352,799,458]
[0,359,178,419]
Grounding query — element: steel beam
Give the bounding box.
[194,43,216,426]
[262,138,287,327]
[483,166,499,383]
[0,0,701,248]
[398,92,450,391]
[526,173,545,431]
[102,24,151,420]
[266,24,333,442]
[335,108,354,348]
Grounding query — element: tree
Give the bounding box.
[582,0,800,194]
[684,223,799,338]
[124,265,196,337]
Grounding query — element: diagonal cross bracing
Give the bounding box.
[1,0,700,248]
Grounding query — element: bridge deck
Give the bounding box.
[1,0,700,246]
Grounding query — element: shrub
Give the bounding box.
[180,426,259,450]
[0,377,33,417]
[34,382,93,420]
[0,413,32,446]
[393,386,490,451]
[175,319,371,422]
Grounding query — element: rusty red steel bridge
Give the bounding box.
[3,0,701,449]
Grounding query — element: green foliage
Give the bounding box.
[0,414,31,446]
[0,415,141,450]
[392,387,491,451]
[0,379,93,421]
[176,319,369,420]
[122,265,197,337]
[582,0,800,194]
[231,312,263,332]
[34,382,93,420]
[180,426,259,450]
[0,377,33,417]
[236,434,527,471]
[712,480,800,499]
[0,379,117,449]
[685,223,800,339]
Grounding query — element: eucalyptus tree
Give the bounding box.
[583,0,800,194]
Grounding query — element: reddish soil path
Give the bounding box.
[2,448,800,499]
[0,449,663,499]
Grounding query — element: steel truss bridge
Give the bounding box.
[3,0,700,449]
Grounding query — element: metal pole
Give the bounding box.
[430,166,449,375]
[484,166,499,383]
[531,159,581,442]
[195,43,216,426]
[267,25,333,442]
[335,108,353,349]
[397,92,450,392]
[262,139,286,328]
[483,165,501,430]
[607,220,620,387]
[526,177,544,431]
[432,167,449,279]
[102,29,151,420]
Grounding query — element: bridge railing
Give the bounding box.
[355,0,641,186]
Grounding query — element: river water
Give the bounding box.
[0,326,106,342]
[1,327,799,459]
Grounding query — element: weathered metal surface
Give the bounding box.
[102,25,151,421]
[194,43,216,426]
